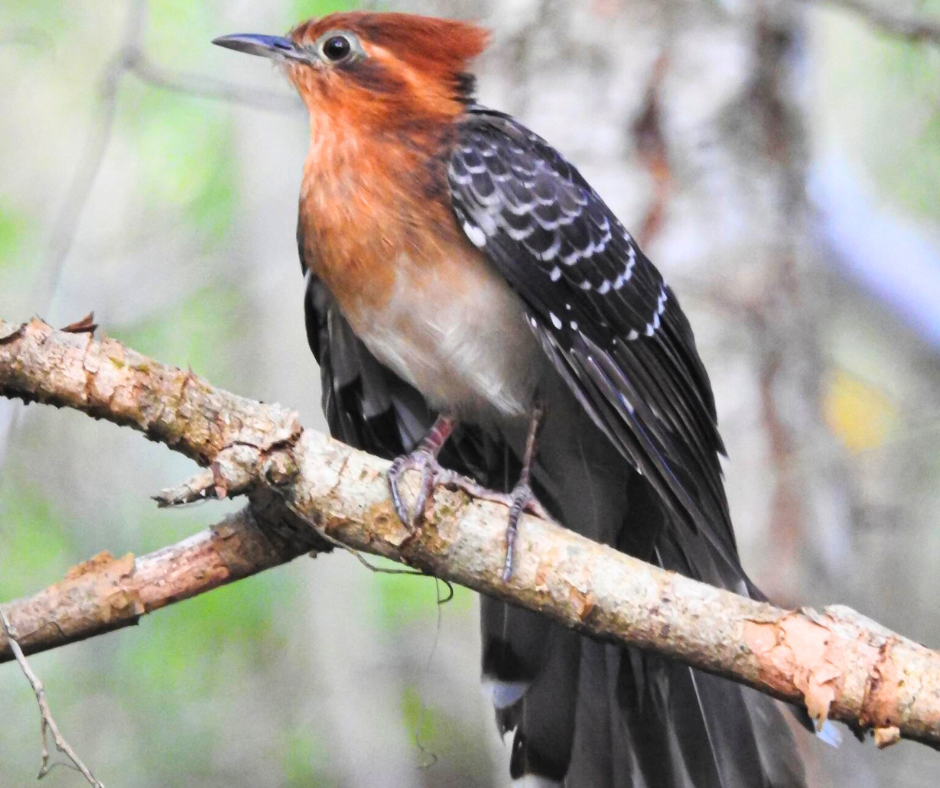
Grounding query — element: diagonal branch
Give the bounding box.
[126,54,300,113]
[0,508,320,662]
[805,0,940,45]
[2,317,940,751]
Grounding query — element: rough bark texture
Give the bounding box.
[0,510,319,660]
[0,316,302,468]
[2,316,940,750]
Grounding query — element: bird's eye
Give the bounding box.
[322,35,351,62]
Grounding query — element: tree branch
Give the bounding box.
[806,0,940,45]
[2,317,940,751]
[0,508,319,661]
[126,54,300,113]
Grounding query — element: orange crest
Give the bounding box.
[292,12,488,83]
[285,12,489,131]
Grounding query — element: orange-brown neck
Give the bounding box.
[285,12,487,320]
[298,109,462,322]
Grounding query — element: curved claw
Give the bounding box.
[387,449,440,526]
[386,444,552,581]
[502,481,551,582]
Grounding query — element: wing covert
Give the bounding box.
[448,107,736,555]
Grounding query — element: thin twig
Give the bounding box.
[33,0,147,309]
[319,524,429,577]
[805,0,940,45]
[127,56,300,113]
[414,578,448,770]
[0,607,105,788]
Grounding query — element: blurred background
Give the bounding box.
[1,0,939,786]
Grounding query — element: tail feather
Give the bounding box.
[741,684,809,787]
[481,597,553,717]
[566,640,630,788]
[506,626,582,783]
[481,400,807,787]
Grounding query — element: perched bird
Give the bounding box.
[215,12,807,787]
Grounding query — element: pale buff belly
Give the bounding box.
[344,254,546,424]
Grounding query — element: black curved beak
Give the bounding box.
[212,34,309,63]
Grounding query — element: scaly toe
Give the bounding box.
[502,482,552,582]
[386,449,441,526]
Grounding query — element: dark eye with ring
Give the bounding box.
[322,35,351,62]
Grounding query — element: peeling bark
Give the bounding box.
[2,317,940,750]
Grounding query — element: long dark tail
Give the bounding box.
[482,408,807,788]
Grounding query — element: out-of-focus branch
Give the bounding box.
[126,55,299,113]
[34,0,295,311]
[806,0,940,45]
[3,317,940,751]
[34,0,146,308]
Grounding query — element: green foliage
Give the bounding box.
[114,572,285,701]
[401,683,437,744]
[125,87,237,247]
[282,728,337,787]
[0,202,26,269]
[820,7,940,220]
[860,25,940,218]
[0,0,69,42]
[144,0,220,68]
[369,560,475,629]
[0,202,33,298]
[0,475,73,599]
[292,0,358,24]
[103,570,297,783]
[114,285,246,380]
[401,683,488,775]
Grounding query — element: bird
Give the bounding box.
[214,12,808,787]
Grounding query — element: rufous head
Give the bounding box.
[214,12,489,133]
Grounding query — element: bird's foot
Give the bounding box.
[499,481,551,582]
[433,477,553,581]
[386,452,550,579]
[386,408,550,581]
[387,415,458,526]
[387,448,445,527]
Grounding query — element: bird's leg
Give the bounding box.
[416,406,552,578]
[500,405,549,581]
[387,410,552,580]
[387,415,457,526]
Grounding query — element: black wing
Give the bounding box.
[304,269,431,459]
[448,107,736,557]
